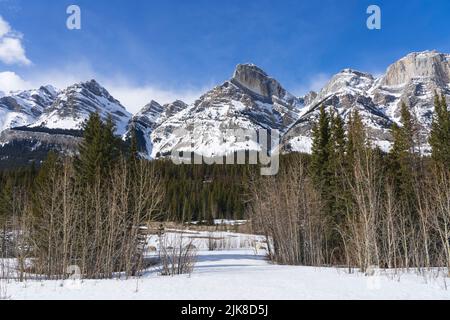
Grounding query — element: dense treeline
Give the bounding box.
[0,93,449,278]
[154,160,253,222]
[250,94,450,273]
[0,155,253,225]
[1,114,163,279]
[0,141,254,226]
[0,114,258,278]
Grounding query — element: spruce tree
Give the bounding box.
[391,102,416,157]
[128,126,139,163]
[0,177,13,225]
[329,111,346,166]
[389,102,417,216]
[429,94,450,167]
[311,106,347,261]
[328,112,347,228]
[75,113,122,184]
[346,110,366,167]
[311,105,331,187]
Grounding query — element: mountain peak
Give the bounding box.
[38,85,59,98]
[80,79,107,94]
[29,79,131,135]
[233,63,268,78]
[339,68,374,78]
[137,100,163,116]
[381,50,450,87]
[317,68,375,98]
[231,63,285,99]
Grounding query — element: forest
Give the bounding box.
[0,94,449,278]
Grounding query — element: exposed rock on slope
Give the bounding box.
[31,80,131,135]
[0,86,58,132]
[284,51,450,154]
[148,64,305,158]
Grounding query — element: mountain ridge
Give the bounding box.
[1,50,449,166]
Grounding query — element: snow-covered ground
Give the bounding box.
[1,230,450,300]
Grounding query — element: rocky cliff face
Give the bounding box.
[31,80,131,135]
[0,85,59,132]
[232,64,286,99]
[372,51,450,151]
[148,64,305,158]
[127,99,189,157]
[1,50,449,167]
[0,81,131,167]
[283,69,393,152]
[380,51,450,87]
[283,51,450,154]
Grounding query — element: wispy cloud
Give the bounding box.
[0,64,207,114]
[0,71,30,92]
[0,15,31,66]
[292,73,330,96]
[104,83,204,113]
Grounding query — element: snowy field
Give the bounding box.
[1,230,450,300]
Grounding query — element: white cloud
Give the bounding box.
[0,71,30,93]
[31,70,205,113]
[103,83,204,113]
[0,66,206,114]
[0,15,31,65]
[0,15,11,37]
[293,73,330,96]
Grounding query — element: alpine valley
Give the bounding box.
[1,50,450,168]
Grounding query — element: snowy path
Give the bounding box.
[3,249,450,300]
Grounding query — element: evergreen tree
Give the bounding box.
[390,102,417,173]
[391,102,416,157]
[311,105,331,187]
[75,113,122,183]
[429,94,450,167]
[346,110,366,167]
[329,111,346,166]
[328,112,347,228]
[389,102,418,216]
[0,177,13,225]
[311,106,348,260]
[128,126,139,163]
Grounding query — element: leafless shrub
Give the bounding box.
[340,148,383,272]
[249,157,325,266]
[0,253,12,299]
[207,232,218,251]
[24,158,163,280]
[159,233,197,276]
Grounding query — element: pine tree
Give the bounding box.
[311,106,348,261]
[430,94,450,168]
[391,102,416,157]
[102,115,122,164]
[128,126,139,163]
[0,177,13,225]
[329,112,346,166]
[311,105,331,187]
[346,110,366,167]
[389,102,418,215]
[328,112,347,228]
[75,113,122,183]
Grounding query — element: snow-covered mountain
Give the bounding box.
[31,80,131,135]
[0,80,131,167]
[283,69,394,152]
[128,99,188,157]
[0,85,59,132]
[283,50,450,153]
[1,50,449,167]
[147,64,305,158]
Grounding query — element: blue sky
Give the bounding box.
[1,0,450,112]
